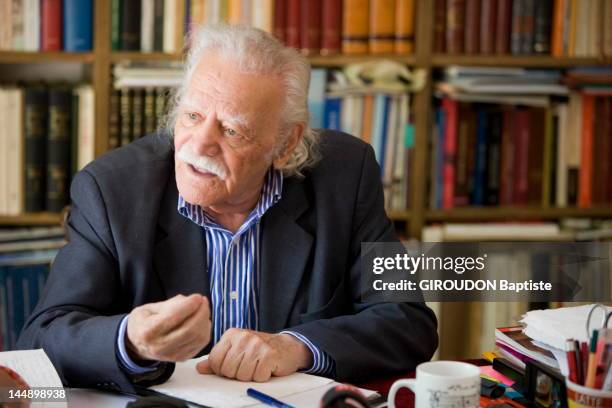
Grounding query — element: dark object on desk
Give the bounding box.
[481,377,505,399]
[524,360,567,408]
[321,385,372,408]
[126,395,187,408]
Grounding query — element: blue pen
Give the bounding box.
[246,388,295,408]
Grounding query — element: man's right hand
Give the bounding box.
[125,294,211,362]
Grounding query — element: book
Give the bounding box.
[108,89,120,149]
[23,0,40,51]
[75,85,95,171]
[111,0,120,50]
[24,87,48,213]
[369,0,396,54]
[120,88,133,146]
[342,0,369,54]
[446,0,466,54]
[46,88,72,213]
[495,0,512,54]
[533,0,552,54]
[321,0,342,55]
[464,0,480,54]
[433,0,446,52]
[41,0,62,51]
[153,0,165,51]
[272,0,287,43]
[286,0,300,49]
[479,0,496,54]
[394,0,414,54]
[63,0,93,51]
[120,0,142,51]
[299,0,321,55]
[141,0,155,52]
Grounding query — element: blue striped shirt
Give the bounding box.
[117,169,335,376]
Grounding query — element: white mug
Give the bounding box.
[388,361,480,408]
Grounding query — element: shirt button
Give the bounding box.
[230,291,238,300]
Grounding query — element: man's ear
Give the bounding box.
[273,123,304,169]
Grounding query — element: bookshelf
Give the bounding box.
[1,0,611,239]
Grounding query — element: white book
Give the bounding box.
[441,223,571,241]
[141,0,155,52]
[251,0,273,32]
[206,0,222,23]
[76,86,95,171]
[340,95,356,136]
[351,95,364,139]
[0,88,7,214]
[307,69,327,129]
[23,0,39,51]
[391,93,410,211]
[555,104,569,207]
[5,87,24,215]
[566,93,582,168]
[383,95,398,188]
[163,0,178,52]
[240,0,252,24]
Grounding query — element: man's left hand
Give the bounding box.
[195,328,312,382]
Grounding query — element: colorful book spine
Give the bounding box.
[394,0,415,54]
[342,0,369,54]
[369,0,396,54]
[63,0,93,51]
[41,0,63,51]
[321,0,342,55]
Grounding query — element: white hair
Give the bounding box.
[164,24,320,177]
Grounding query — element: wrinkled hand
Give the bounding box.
[195,329,312,382]
[126,294,211,362]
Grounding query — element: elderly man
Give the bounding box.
[17,25,437,393]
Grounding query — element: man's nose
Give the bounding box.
[190,113,221,157]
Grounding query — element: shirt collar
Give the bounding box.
[177,168,284,232]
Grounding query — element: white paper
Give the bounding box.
[0,349,66,407]
[0,349,63,388]
[150,357,353,408]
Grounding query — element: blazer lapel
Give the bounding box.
[153,173,210,299]
[259,177,313,332]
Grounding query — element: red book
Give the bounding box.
[442,98,458,209]
[465,0,481,54]
[527,108,545,205]
[446,0,466,54]
[41,0,63,51]
[321,0,341,55]
[578,94,595,208]
[592,98,608,205]
[433,0,446,52]
[286,0,300,49]
[512,109,530,205]
[480,0,497,54]
[300,0,321,54]
[495,0,512,54]
[273,0,287,44]
[499,108,514,205]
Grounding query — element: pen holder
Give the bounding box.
[566,379,612,408]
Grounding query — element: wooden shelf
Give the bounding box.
[0,51,94,63]
[426,207,612,221]
[110,52,184,63]
[388,210,411,221]
[308,54,416,67]
[0,213,63,226]
[431,55,606,67]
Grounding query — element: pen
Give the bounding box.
[247,388,295,408]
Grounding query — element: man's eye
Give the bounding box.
[223,127,238,137]
[187,112,199,121]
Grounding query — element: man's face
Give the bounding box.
[174,51,285,212]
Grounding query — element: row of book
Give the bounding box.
[430,66,612,210]
[434,0,612,57]
[0,0,93,52]
[0,84,94,216]
[0,226,64,351]
[109,87,171,149]
[308,68,414,211]
[112,0,416,55]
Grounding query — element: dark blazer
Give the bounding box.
[17,130,438,394]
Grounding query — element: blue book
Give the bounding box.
[371,94,386,166]
[307,69,327,129]
[323,98,341,130]
[472,109,489,205]
[64,0,93,51]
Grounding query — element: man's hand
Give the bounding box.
[195,329,313,382]
[125,294,211,362]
